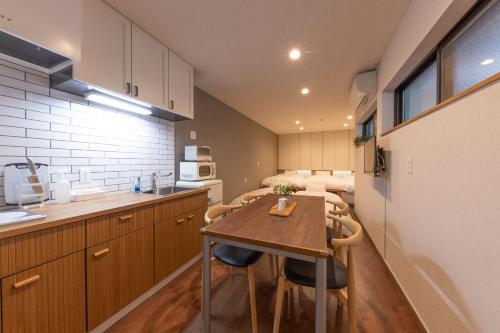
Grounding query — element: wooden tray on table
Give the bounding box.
[269,201,297,217]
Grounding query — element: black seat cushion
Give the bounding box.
[213,244,263,268]
[284,256,347,289]
[327,227,335,244]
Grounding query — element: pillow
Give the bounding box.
[306,184,326,192]
[296,169,312,177]
[333,170,353,177]
[283,170,297,175]
[315,170,332,176]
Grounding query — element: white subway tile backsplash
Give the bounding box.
[0,145,25,156]
[0,63,174,207]
[0,135,50,148]
[27,129,70,141]
[0,75,49,96]
[27,92,70,109]
[27,110,70,125]
[25,73,50,87]
[27,148,71,157]
[0,95,49,113]
[51,140,89,150]
[0,115,50,130]
[0,64,25,80]
[0,125,26,137]
[0,85,25,99]
[71,150,105,158]
[51,157,89,165]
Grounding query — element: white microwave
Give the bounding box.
[179,162,216,181]
[185,146,212,161]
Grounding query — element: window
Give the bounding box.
[395,0,499,125]
[362,113,376,138]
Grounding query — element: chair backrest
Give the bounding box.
[204,204,242,224]
[240,193,263,206]
[327,216,362,248]
[326,199,349,216]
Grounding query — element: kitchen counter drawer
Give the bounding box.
[154,192,207,223]
[1,251,86,333]
[0,221,85,277]
[86,205,154,247]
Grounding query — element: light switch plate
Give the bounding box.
[190,130,197,140]
[80,167,92,184]
[407,157,413,174]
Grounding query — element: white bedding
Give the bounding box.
[261,173,354,193]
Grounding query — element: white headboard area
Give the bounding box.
[278,130,356,171]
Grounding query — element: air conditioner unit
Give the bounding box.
[349,71,377,111]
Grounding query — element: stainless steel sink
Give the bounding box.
[142,186,193,195]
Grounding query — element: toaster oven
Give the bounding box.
[185,146,212,161]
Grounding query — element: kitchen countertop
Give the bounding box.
[0,188,208,240]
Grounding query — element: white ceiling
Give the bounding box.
[105,0,410,134]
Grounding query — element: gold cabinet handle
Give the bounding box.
[176,218,184,224]
[93,248,110,258]
[119,214,133,222]
[14,275,40,289]
[187,214,195,220]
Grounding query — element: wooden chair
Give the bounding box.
[273,216,363,333]
[241,192,264,206]
[204,204,263,333]
[325,200,349,257]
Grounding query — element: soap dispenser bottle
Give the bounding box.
[55,170,71,203]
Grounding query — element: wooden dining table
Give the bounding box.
[200,193,329,332]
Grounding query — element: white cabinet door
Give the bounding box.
[131,24,166,106]
[335,131,349,170]
[168,50,194,119]
[0,0,82,62]
[310,132,323,170]
[74,0,131,95]
[288,134,300,170]
[299,133,311,169]
[278,135,289,170]
[322,131,335,170]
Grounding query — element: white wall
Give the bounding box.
[355,0,500,332]
[0,59,175,206]
[279,130,355,171]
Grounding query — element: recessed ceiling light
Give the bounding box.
[301,87,310,95]
[481,58,495,65]
[343,123,348,127]
[347,115,353,120]
[299,126,304,131]
[289,48,301,60]
[295,120,301,124]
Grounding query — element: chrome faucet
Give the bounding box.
[152,171,173,191]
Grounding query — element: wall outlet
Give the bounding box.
[407,157,413,174]
[80,167,92,183]
[190,130,197,140]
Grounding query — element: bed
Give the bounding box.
[261,170,355,195]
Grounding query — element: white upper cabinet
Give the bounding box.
[168,51,194,119]
[0,0,82,62]
[131,25,167,107]
[74,0,131,95]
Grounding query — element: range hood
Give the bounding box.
[0,31,188,121]
[0,31,72,72]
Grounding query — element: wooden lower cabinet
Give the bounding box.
[154,208,204,283]
[86,226,154,330]
[1,251,86,333]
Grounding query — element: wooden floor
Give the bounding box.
[107,213,425,333]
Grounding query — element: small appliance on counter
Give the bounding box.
[185,146,212,161]
[177,145,222,208]
[4,162,50,206]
